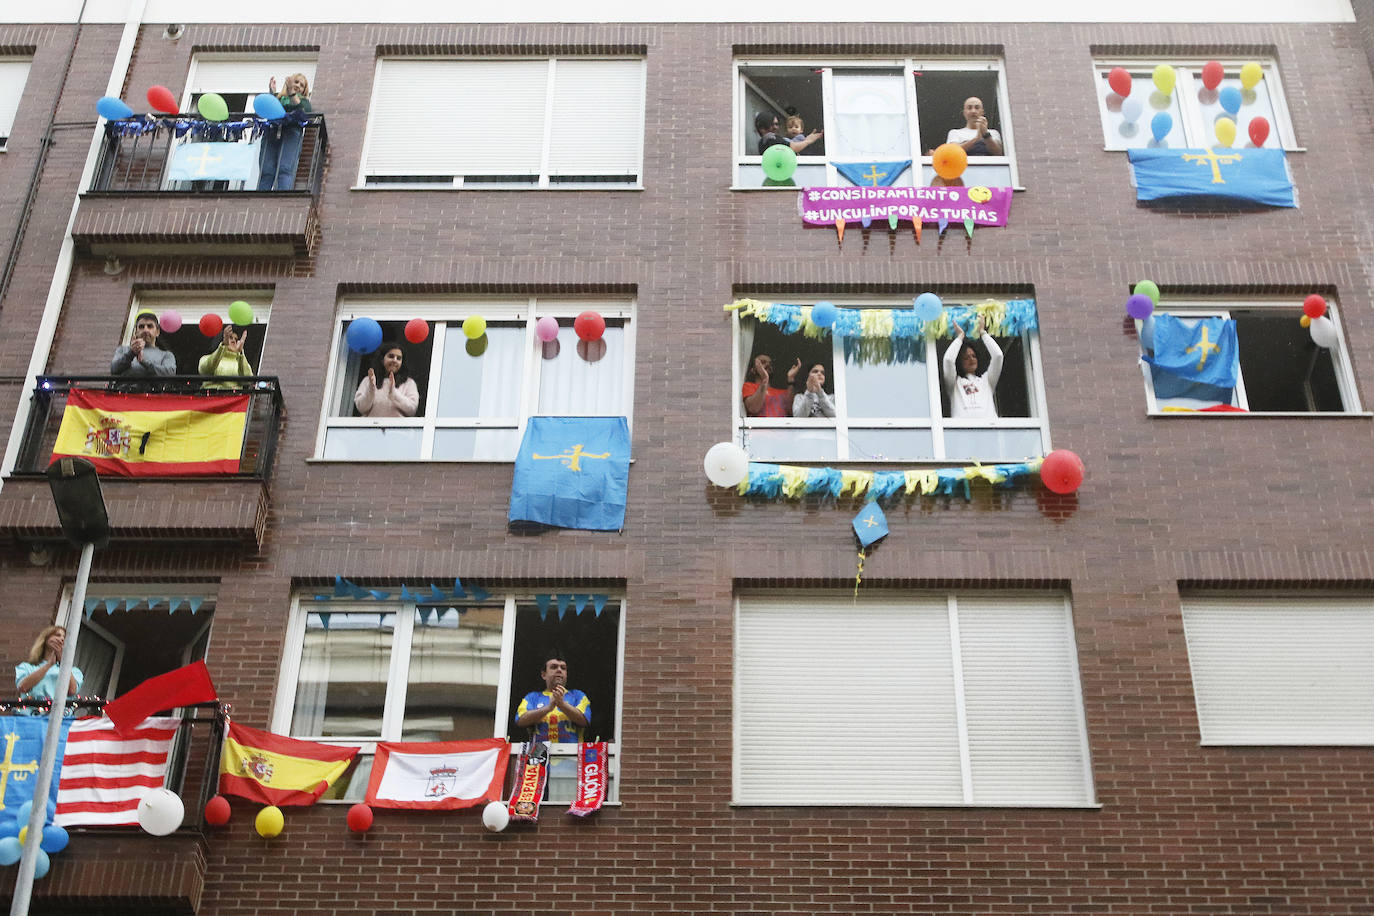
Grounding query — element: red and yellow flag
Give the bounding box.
[218,722,358,806]
[52,390,249,476]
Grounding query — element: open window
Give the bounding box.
[274,591,624,804]
[0,58,32,150]
[735,58,1016,188]
[124,291,272,378]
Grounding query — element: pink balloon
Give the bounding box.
[536,316,560,342]
[159,310,182,333]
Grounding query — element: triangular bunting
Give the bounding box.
[592,595,607,617]
[937,218,948,235]
[913,219,922,244]
[417,606,432,625]
[535,594,551,621]
[333,575,351,598]
[368,589,391,601]
[556,594,570,620]
[572,594,589,615]
[188,598,204,615]
[429,585,446,603]
[318,612,331,630]
[400,584,418,602]
[835,219,845,244]
[963,217,974,239]
[888,213,898,230]
[450,579,467,599]
[470,585,491,602]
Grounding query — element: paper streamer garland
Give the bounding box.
[736,458,1043,502]
[725,298,1038,347]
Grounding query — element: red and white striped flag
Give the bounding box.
[55,717,179,827]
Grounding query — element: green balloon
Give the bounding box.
[1133,280,1160,306]
[760,144,798,182]
[197,92,229,122]
[227,300,254,326]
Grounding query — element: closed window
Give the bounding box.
[360,58,645,188]
[0,58,32,149]
[735,593,1094,806]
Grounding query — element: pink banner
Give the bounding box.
[799,185,1014,227]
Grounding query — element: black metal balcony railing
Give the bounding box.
[11,376,284,479]
[90,113,327,195]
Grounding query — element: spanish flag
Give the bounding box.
[219,722,359,806]
[52,390,249,477]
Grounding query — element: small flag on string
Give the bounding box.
[964,217,975,239]
[835,218,845,244]
[851,503,890,595]
[535,594,551,620]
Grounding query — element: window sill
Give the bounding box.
[1148,410,1372,418]
[350,184,644,192]
[730,800,1102,809]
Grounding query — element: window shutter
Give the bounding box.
[546,59,644,178]
[1182,598,1374,744]
[0,60,32,140]
[189,58,317,95]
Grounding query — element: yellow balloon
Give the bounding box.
[1152,64,1176,95]
[1214,117,1236,148]
[462,315,487,340]
[17,827,26,845]
[1300,315,1312,329]
[1240,61,1263,90]
[254,805,284,838]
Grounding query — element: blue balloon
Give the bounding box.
[32,849,49,880]
[345,318,383,354]
[253,93,286,120]
[40,825,68,854]
[1218,86,1242,116]
[16,801,32,828]
[96,96,133,120]
[1150,111,1173,141]
[914,293,943,323]
[0,837,20,867]
[810,301,838,328]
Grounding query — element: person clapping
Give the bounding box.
[353,342,419,417]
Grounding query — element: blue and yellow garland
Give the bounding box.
[726,298,1037,338]
[738,458,1043,502]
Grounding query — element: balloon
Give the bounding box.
[1133,280,1160,306]
[1150,112,1173,141]
[1248,116,1270,147]
[1299,315,1312,329]
[535,316,560,342]
[17,801,32,827]
[1201,61,1224,90]
[1107,67,1132,97]
[147,85,178,114]
[345,317,383,354]
[39,825,68,854]
[1214,117,1236,148]
[481,801,510,833]
[96,96,133,120]
[255,805,284,838]
[1151,65,1176,95]
[1302,294,1327,319]
[253,92,286,120]
[574,311,606,342]
[914,293,943,323]
[204,795,231,826]
[227,300,254,326]
[32,850,49,880]
[1120,96,1143,123]
[158,310,182,334]
[1218,86,1242,116]
[346,803,373,833]
[137,788,184,836]
[1240,61,1263,90]
[461,316,487,340]
[704,441,749,488]
[196,92,229,122]
[931,143,967,180]
[198,313,223,337]
[0,837,20,867]
[17,826,27,845]
[1040,449,1085,495]
[1309,316,1338,349]
[810,301,838,328]
[760,144,797,182]
[403,318,429,344]
[1126,294,1154,320]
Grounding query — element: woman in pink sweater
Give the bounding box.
[353,342,420,417]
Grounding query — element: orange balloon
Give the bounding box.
[931,143,968,181]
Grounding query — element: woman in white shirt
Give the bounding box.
[942,316,1003,419]
[354,342,420,418]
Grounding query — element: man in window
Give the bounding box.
[111,312,176,377]
[754,112,791,156]
[742,354,800,418]
[946,97,1003,156]
[514,654,590,743]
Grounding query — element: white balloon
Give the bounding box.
[481,801,509,833]
[703,441,749,488]
[136,788,184,836]
[1309,315,1339,349]
[1120,96,1144,123]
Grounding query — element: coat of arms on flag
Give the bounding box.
[53,391,250,477]
[219,722,358,806]
[365,738,508,811]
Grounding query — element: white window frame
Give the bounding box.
[1092,57,1300,151]
[0,57,32,150]
[1137,298,1362,415]
[356,57,646,190]
[272,592,625,803]
[315,297,636,461]
[730,297,1051,463]
[733,57,1019,189]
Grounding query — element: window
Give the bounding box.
[733,299,1049,463]
[274,592,624,803]
[0,58,32,149]
[125,291,272,377]
[735,58,1016,188]
[1138,300,1360,414]
[359,58,645,188]
[735,593,1094,806]
[317,298,635,461]
[1181,597,1374,745]
[1093,58,1296,150]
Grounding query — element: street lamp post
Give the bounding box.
[10,458,109,916]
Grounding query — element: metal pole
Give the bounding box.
[10,540,93,916]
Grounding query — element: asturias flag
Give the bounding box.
[1128,148,1296,207]
[167,141,258,182]
[1144,314,1239,389]
[509,416,631,531]
[53,390,249,477]
[219,722,358,806]
[0,717,71,834]
[365,738,509,811]
[833,161,912,187]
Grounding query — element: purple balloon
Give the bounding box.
[1126,294,1154,320]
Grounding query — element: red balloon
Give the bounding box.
[404,318,429,344]
[1303,294,1327,319]
[147,85,178,114]
[204,795,231,826]
[573,311,606,342]
[198,313,223,337]
[346,803,373,833]
[1247,116,1270,148]
[1201,61,1224,91]
[1040,449,1084,495]
[1107,67,1132,98]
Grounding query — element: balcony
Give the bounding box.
[73,113,327,258]
[0,376,283,549]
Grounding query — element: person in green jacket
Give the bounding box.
[199,325,255,389]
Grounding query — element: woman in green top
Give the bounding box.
[199,325,255,388]
[257,73,312,191]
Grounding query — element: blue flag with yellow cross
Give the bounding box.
[509,417,631,531]
[0,717,71,834]
[1144,315,1239,389]
[1128,148,1296,207]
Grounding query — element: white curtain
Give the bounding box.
[536,323,627,415]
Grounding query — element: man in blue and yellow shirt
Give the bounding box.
[514,655,590,743]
